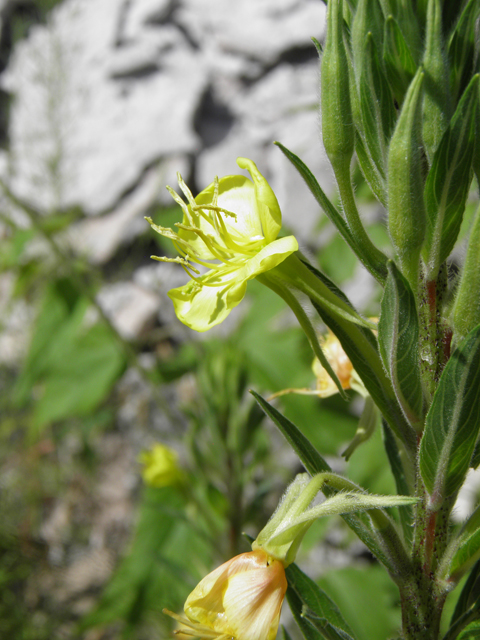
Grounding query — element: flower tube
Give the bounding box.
[147,158,298,332]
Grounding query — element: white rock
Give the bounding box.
[177,0,326,68]
[96,281,160,340]
[0,0,205,215]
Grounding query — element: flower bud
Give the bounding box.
[387,68,426,288]
[138,443,183,488]
[321,0,354,174]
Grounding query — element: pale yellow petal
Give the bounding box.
[237,157,282,243]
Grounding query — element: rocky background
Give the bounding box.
[0,1,338,638]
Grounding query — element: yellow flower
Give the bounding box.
[164,549,287,640]
[138,443,183,488]
[148,158,298,332]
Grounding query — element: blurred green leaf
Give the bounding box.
[81,486,212,633]
[318,235,357,283]
[317,566,401,640]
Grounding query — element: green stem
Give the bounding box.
[335,164,388,284]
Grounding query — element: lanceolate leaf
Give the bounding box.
[419,324,480,503]
[383,15,417,105]
[448,0,480,103]
[423,75,479,279]
[275,142,387,282]
[286,563,357,640]
[450,528,480,581]
[379,261,424,428]
[359,34,396,180]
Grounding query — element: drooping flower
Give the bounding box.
[270,329,367,399]
[138,443,183,488]
[148,158,298,332]
[164,548,287,640]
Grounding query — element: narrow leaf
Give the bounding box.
[275,142,387,282]
[423,75,479,279]
[286,563,357,640]
[419,324,480,504]
[379,261,424,428]
[382,420,413,545]
[448,0,480,103]
[251,391,404,572]
[383,15,417,105]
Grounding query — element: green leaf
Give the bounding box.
[354,133,387,207]
[452,561,480,626]
[383,15,417,105]
[31,322,126,431]
[423,75,479,279]
[251,392,404,572]
[422,0,451,160]
[448,0,480,104]
[382,421,413,546]
[286,563,357,640]
[378,261,424,428]
[458,621,480,640]
[250,391,331,476]
[274,142,387,283]
[419,324,480,503]
[358,34,396,182]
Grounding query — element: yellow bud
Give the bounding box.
[139,443,183,488]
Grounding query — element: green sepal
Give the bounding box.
[423,74,479,280]
[286,563,357,640]
[321,0,354,173]
[453,201,480,343]
[383,15,418,106]
[422,0,451,161]
[387,68,426,286]
[448,0,480,106]
[419,324,480,506]
[354,133,387,207]
[274,143,387,283]
[378,261,424,429]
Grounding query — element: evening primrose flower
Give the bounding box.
[164,548,287,640]
[138,443,183,488]
[147,158,298,332]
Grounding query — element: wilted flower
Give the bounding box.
[147,158,298,332]
[138,443,183,488]
[164,548,287,640]
[270,330,367,399]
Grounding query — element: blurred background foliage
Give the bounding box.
[0,1,469,639]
